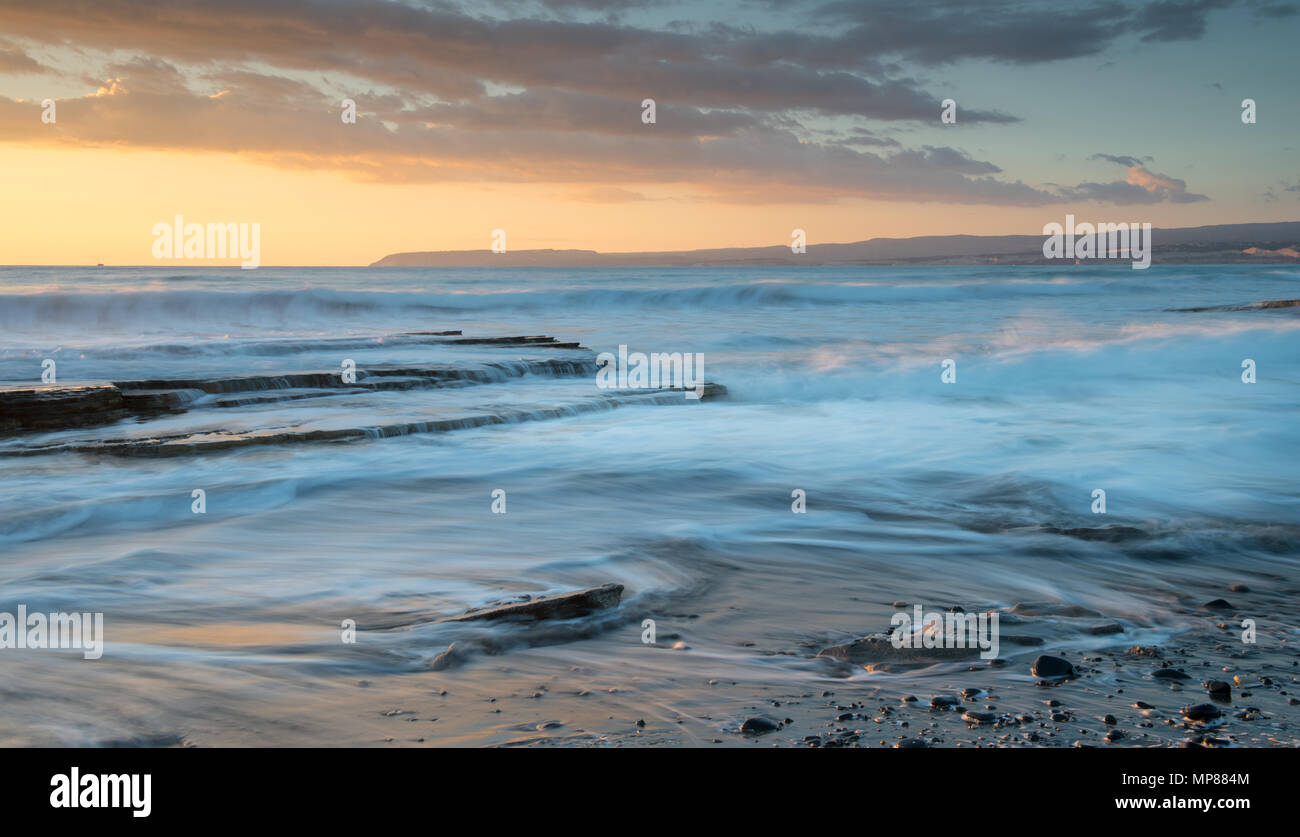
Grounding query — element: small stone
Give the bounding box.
[1153,668,1190,680]
[429,642,463,671]
[962,711,997,725]
[1181,704,1222,722]
[1031,655,1074,679]
[740,716,780,735]
[1204,680,1232,698]
[1203,599,1233,610]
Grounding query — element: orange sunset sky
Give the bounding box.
[1,0,1297,266]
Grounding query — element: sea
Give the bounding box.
[1,264,1297,745]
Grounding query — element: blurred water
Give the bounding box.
[1,264,1297,744]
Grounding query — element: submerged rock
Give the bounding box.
[817,634,982,665]
[429,642,465,671]
[1153,668,1191,680]
[444,583,625,624]
[1012,602,1102,618]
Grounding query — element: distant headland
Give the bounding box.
[371,222,1300,267]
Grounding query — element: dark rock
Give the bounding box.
[1204,680,1232,698]
[1202,599,1233,610]
[119,388,205,414]
[1181,703,1222,722]
[1153,668,1190,680]
[0,383,131,433]
[1229,583,1250,593]
[444,583,624,623]
[962,711,997,725]
[930,696,961,709]
[740,716,780,735]
[894,739,930,749]
[1083,621,1124,636]
[1012,602,1102,618]
[817,633,981,665]
[1045,525,1148,543]
[1031,655,1075,679]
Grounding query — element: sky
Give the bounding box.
[0,0,1297,265]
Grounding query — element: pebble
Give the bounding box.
[1204,680,1232,698]
[1181,704,1223,722]
[1031,655,1074,678]
[1152,668,1190,680]
[740,716,780,735]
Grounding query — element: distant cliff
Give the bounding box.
[371,222,1300,267]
